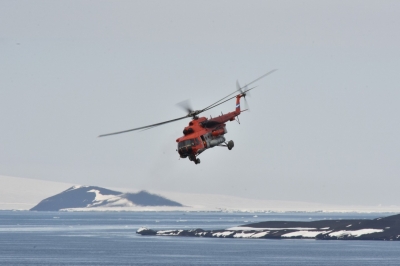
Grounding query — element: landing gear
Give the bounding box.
[189,155,201,165]
[227,140,234,150]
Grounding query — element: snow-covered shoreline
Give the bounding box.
[137,213,400,241]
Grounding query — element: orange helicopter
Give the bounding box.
[99,70,277,164]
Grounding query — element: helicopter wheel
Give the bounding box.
[227,140,234,150]
[195,158,201,164]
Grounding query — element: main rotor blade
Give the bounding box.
[201,69,277,112]
[241,69,277,89]
[176,99,193,114]
[98,115,188,137]
[99,70,276,138]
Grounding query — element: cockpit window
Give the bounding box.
[178,138,198,148]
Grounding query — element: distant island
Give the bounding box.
[137,213,400,241]
[30,186,183,211]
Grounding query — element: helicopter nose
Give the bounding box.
[178,146,193,157]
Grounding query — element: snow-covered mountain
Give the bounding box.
[2,174,400,212]
[30,186,183,211]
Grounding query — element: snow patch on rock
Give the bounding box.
[329,229,384,238]
[282,230,331,238]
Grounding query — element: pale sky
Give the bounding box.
[1,0,399,205]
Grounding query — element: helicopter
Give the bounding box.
[99,70,277,164]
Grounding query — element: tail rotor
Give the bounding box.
[236,80,250,111]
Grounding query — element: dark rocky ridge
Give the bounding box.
[30,186,183,211]
[137,213,400,241]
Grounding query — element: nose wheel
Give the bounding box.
[227,140,234,150]
[189,155,201,165]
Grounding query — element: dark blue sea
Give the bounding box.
[1,211,399,265]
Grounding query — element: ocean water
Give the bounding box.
[1,211,399,265]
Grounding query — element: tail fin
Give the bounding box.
[235,95,241,114]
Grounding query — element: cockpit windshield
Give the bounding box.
[178,138,199,148]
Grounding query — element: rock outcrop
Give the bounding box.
[137,213,400,241]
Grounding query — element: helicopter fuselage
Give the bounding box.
[176,95,242,164]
